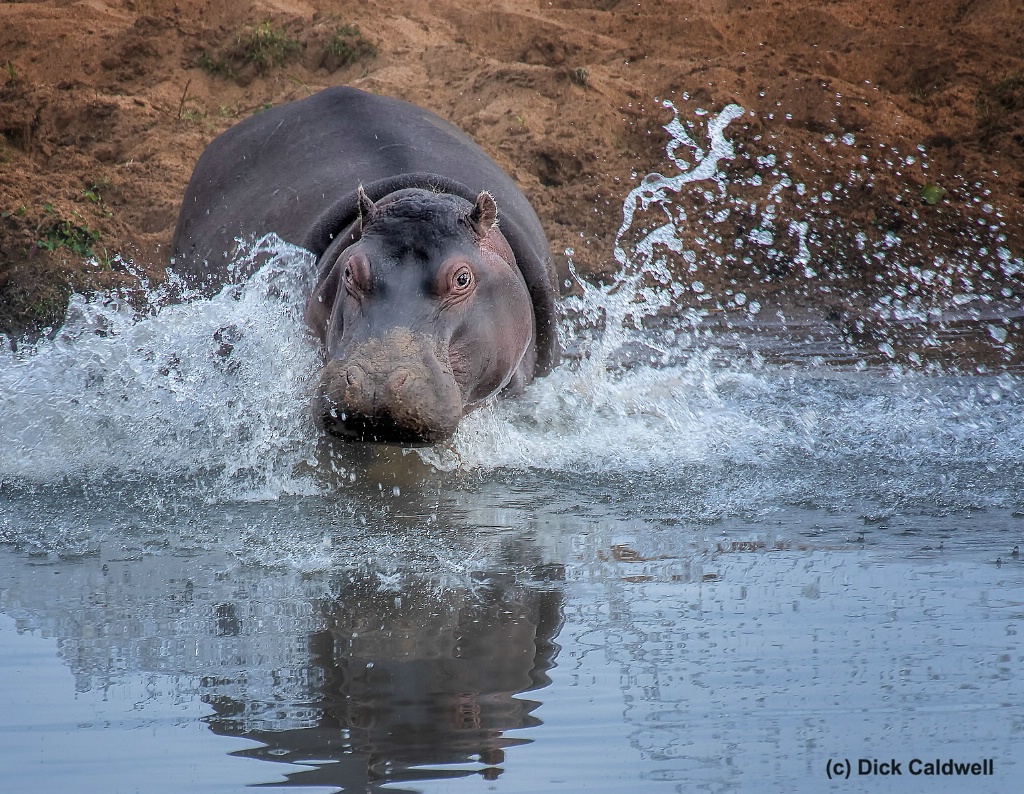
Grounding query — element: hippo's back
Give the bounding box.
[171,87,548,287]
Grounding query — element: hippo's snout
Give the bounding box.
[314,329,464,444]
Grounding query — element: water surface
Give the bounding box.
[2,101,1022,793]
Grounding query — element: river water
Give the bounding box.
[2,102,1022,793]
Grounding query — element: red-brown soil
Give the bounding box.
[1,0,1022,335]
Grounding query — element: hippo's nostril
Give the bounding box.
[386,367,412,396]
[345,365,367,388]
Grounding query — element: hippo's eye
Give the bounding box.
[440,262,475,300]
[450,268,473,293]
[342,253,371,296]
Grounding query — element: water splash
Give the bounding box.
[579,98,1021,374]
[561,101,746,377]
[614,102,747,266]
[0,235,322,500]
[449,100,1024,516]
[0,100,1022,527]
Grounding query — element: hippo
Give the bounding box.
[171,86,559,443]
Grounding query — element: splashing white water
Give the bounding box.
[0,101,1022,518]
[0,237,322,499]
[446,99,1024,513]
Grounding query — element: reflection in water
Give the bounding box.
[0,488,566,794]
[206,569,563,790]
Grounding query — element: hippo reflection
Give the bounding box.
[204,568,564,790]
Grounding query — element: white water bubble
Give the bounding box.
[0,236,322,499]
[987,324,1008,344]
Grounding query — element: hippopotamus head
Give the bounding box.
[304,188,536,444]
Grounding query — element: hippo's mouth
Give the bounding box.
[318,406,453,446]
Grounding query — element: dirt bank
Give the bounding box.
[1,0,1022,335]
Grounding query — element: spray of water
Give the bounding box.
[0,99,1021,525]
[448,99,1024,514]
[0,236,322,499]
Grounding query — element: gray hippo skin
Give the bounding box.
[171,86,559,444]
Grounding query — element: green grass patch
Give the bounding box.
[197,50,232,77]
[196,21,376,80]
[921,183,948,205]
[237,22,300,73]
[325,25,376,68]
[569,66,589,87]
[81,182,114,218]
[36,205,102,258]
[1,205,28,219]
[993,72,1024,112]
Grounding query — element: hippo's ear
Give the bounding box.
[357,185,376,232]
[468,191,498,239]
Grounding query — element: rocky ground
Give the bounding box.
[1,0,1022,336]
